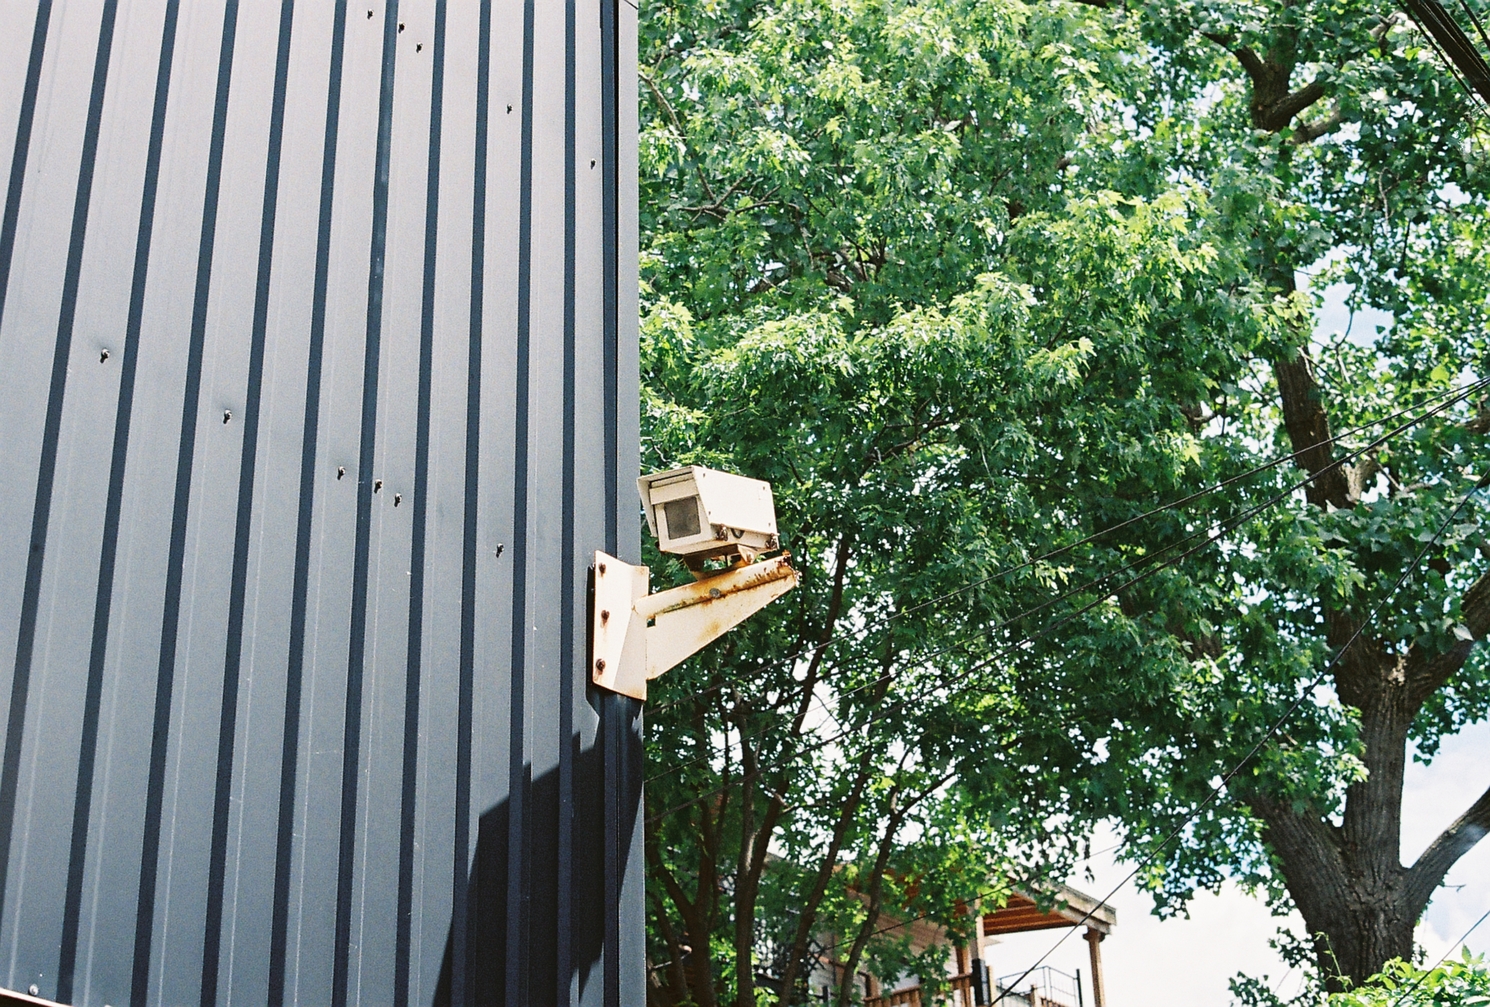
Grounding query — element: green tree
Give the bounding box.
[639,4,1284,1003]
[1051,0,1490,988]
[641,197,1281,1005]
[639,0,1490,999]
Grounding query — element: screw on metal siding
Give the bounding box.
[374,479,383,492]
[600,609,610,622]
[337,466,346,480]
[590,159,596,168]
[393,493,402,506]
[595,658,605,671]
[100,349,110,362]
[223,410,232,423]
[507,104,513,113]
[417,42,422,50]
[367,9,373,16]
[398,21,404,30]
[29,986,38,996]
[598,562,607,574]
[493,543,505,558]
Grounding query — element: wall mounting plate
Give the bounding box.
[590,551,797,700]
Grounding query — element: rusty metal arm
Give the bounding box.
[590,551,798,700]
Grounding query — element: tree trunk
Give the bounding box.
[775,754,874,1004]
[1231,33,1428,979]
[1109,10,1490,991]
[1312,906,1416,990]
[833,803,906,1007]
[1248,646,1435,988]
[1333,670,1414,982]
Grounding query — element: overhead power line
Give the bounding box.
[988,469,1490,1004]
[647,448,1485,825]
[803,466,1485,1002]
[644,380,1489,797]
[650,376,1490,720]
[1388,901,1490,1004]
[1405,0,1490,107]
[647,432,1360,788]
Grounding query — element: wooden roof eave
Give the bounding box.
[981,884,1116,938]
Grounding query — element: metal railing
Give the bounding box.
[865,987,925,1007]
[861,962,1083,1007]
[995,965,1083,1007]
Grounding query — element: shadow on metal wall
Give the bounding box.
[434,714,642,1006]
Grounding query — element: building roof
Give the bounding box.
[982,883,1117,937]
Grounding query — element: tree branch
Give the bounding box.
[1274,350,1354,509]
[639,69,720,206]
[828,772,954,1007]
[1405,568,1490,706]
[777,752,876,1002]
[1291,107,1344,145]
[647,828,721,1007]
[833,796,908,1007]
[1200,26,1328,133]
[648,886,691,1007]
[1256,78,1328,132]
[1247,791,1351,931]
[733,537,853,1005]
[1405,779,1490,914]
[1229,43,1268,82]
[734,728,762,1007]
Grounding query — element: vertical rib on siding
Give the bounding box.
[0,0,641,1002]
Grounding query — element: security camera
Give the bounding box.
[593,466,793,698]
[638,466,780,569]
[590,467,793,699]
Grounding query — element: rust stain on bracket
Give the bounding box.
[590,551,797,701]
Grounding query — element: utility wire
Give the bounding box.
[987,471,1489,1005]
[1387,902,1490,1004]
[653,442,1489,1003]
[645,382,1487,794]
[1406,0,1490,107]
[805,467,1486,998]
[647,448,1395,822]
[651,837,1125,916]
[648,444,1302,788]
[647,452,1483,825]
[1458,0,1490,60]
[648,376,1490,798]
[650,377,1490,720]
[651,378,1484,717]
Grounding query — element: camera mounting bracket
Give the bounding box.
[590,550,798,700]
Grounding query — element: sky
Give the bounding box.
[976,285,1488,1006]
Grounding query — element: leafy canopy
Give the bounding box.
[639,0,1490,999]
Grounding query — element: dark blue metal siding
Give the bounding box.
[0,0,641,1004]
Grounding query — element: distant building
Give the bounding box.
[808,883,1117,1007]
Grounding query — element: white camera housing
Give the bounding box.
[638,466,780,564]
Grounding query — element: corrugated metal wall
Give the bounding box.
[0,0,642,1003]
